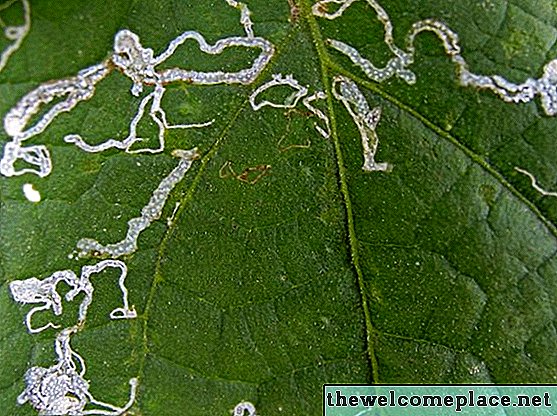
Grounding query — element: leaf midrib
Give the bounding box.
[132,0,557,402]
[301,0,557,387]
[300,0,381,383]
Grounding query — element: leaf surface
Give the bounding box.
[1,0,556,415]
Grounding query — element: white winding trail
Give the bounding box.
[515,167,557,198]
[0,0,30,73]
[76,148,199,258]
[1,0,274,177]
[313,0,557,116]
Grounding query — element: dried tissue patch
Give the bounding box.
[3,0,557,414]
[220,160,272,184]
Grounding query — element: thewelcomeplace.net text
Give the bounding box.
[326,389,552,413]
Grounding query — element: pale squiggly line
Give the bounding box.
[332,75,391,172]
[76,148,199,258]
[9,259,136,333]
[515,167,557,197]
[249,73,309,110]
[17,325,137,416]
[303,91,331,138]
[313,0,557,116]
[224,0,255,38]
[0,0,30,73]
[6,2,269,415]
[250,74,331,138]
[1,0,273,177]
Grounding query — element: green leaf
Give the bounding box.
[1,0,556,415]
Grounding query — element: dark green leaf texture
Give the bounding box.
[1,0,557,415]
